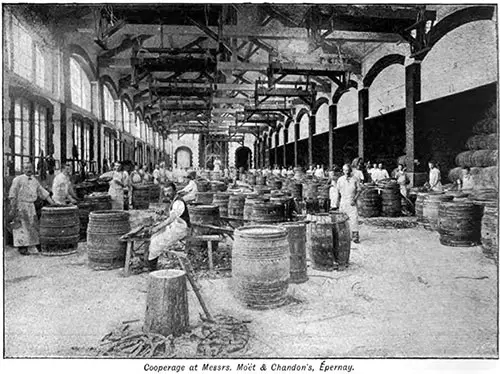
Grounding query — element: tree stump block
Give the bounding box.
[144,269,189,337]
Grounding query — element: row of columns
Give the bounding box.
[255,61,420,179]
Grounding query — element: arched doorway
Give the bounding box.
[175,146,192,169]
[235,146,252,170]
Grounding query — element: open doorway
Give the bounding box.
[175,146,192,169]
[235,146,252,170]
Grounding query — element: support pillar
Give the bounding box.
[328,104,337,169]
[405,62,421,186]
[274,131,279,166]
[61,49,72,165]
[358,88,368,159]
[308,115,315,167]
[294,122,299,167]
[283,127,288,167]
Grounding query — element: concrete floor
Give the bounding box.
[3,222,498,358]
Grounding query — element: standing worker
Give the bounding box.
[147,182,191,271]
[52,163,78,205]
[106,161,129,210]
[427,161,443,191]
[332,164,362,243]
[8,162,55,255]
[395,164,409,197]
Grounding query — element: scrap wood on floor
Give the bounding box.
[96,314,251,358]
[360,217,419,229]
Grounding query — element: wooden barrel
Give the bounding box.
[77,202,91,241]
[270,196,295,221]
[415,192,428,222]
[253,185,272,194]
[232,225,290,309]
[466,134,498,150]
[422,193,454,230]
[309,213,334,271]
[247,174,257,185]
[381,184,401,217]
[456,150,497,167]
[448,167,463,183]
[210,181,227,192]
[196,180,211,192]
[303,182,319,199]
[210,171,222,181]
[330,211,351,268]
[148,184,161,203]
[243,195,265,223]
[84,194,112,211]
[190,205,220,235]
[269,179,283,190]
[480,202,498,261]
[358,186,381,217]
[437,201,482,247]
[195,192,214,205]
[132,185,150,210]
[250,202,285,224]
[279,222,308,283]
[290,183,303,200]
[228,194,246,223]
[39,205,80,255]
[212,193,231,217]
[472,116,497,135]
[256,175,267,186]
[87,210,130,270]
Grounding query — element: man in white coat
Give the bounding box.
[332,164,362,243]
[52,163,78,205]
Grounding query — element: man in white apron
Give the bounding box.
[52,163,78,205]
[108,161,130,210]
[332,164,362,243]
[8,163,55,255]
[147,182,191,271]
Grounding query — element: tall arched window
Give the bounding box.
[70,57,91,111]
[135,114,143,138]
[103,85,115,124]
[122,101,132,133]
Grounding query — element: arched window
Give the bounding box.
[103,85,115,124]
[122,101,132,133]
[135,114,143,138]
[70,57,91,111]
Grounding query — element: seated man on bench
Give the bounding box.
[148,182,191,271]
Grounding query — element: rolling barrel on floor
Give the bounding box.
[87,211,130,270]
[331,211,351,269]
[39,205,80,255]
[232,226,290,309]
[437,201,482,247]
[422,193,453,230]
[279,222,308,284]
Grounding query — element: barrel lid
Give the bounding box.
[42,204,78,211]
[279,221,307,228]
[235,225,286,238]
[89,210,129,218]
[150,269,186,279]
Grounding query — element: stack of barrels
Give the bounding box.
[452,105,498,190]
[39,205,80,255]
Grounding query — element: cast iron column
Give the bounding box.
[328,104,337,169]
[358,88,368,159]
[405,61,421,186]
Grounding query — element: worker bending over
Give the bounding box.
[148,182,191,271]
